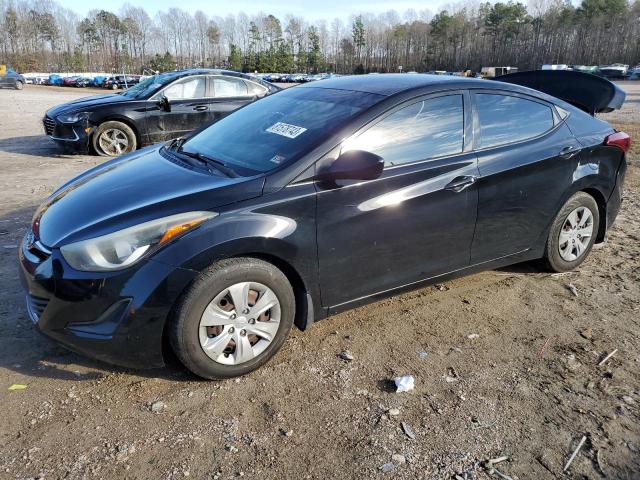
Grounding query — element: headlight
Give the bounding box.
[56,111,89,124]
[60,211,217,272]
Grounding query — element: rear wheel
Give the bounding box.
[544,192,599,272]
[169,258,295,379]
[92,121,137,156]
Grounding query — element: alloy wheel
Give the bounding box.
[98,128,129,156]
[198,282,281,366]
[558,206,594,261]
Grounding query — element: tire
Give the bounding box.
[169,258,295,380]
[92,121,137,157]
[544,192,600,272]
[15,81,23,90]
[111,84,118,90]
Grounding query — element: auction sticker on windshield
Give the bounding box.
[266,122,307,139]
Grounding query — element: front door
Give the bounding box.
[146,75,210,143]
[316,93,479,308]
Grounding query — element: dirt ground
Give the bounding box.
[0,83,638,480]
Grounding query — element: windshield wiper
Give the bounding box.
[176,146,238,178]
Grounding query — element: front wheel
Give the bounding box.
[544,192,600,272]
[15,81,24,90]
[169,258,295,379]
[92,121,137,156]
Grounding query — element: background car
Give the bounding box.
[102,74,142,90]
[62,76,80,87]
[62,76,92,87]
[22,72,629,379]
[43,69,280,156]
[0,67,26,90]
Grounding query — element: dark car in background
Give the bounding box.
[62,76,92,88]
[43,69,280,156]
[70,77,92,88]
[102,75,142,90]
[62,76,80,87]
[0,67,26,90]
[21,72,629,379]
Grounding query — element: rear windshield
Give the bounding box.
[181,87,382,174]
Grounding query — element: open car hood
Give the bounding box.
[495,70,625,115]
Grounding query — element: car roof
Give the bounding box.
[297,73,486,96]
[299,73,565,99]
[168,68,255,79]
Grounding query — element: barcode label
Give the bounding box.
[266,122,307,139]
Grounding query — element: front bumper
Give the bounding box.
[18,232,197,369]
[43,115,92,153]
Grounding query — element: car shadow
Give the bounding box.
[0,134,84,158]
[0,205,197,383]
[495,260,545,274]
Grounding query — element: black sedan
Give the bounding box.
[21,72,629,379]
[43,69,279,156]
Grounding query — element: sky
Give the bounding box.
[57,0,456,21]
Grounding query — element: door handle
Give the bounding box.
[193,105,208,111]
[559,145,580,158]
[445,175,477,193]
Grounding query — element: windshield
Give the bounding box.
[181,87,381,175]
[121,73,173,98]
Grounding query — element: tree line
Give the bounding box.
[0,0,639,75]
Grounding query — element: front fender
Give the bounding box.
[150,200,323,328]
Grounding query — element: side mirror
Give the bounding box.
[317,150,384,182]
[158,94,171,112]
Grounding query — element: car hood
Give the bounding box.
[45,93,137,118]
[35,146,265,248]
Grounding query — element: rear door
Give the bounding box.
[470,90,582,263]
[316,92,479,308]
[146,75,209,143]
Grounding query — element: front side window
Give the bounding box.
[164,77,206,100]
[343,95,464,167]
[475,93,554,148]
[213,77,248,98]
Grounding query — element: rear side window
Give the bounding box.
[246,80,268,96]
[475,94,554,148]
[343,95,464,167]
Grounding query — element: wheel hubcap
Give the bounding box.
[558,206,594,261]
[98,128,129,156]
[198,282,281,365]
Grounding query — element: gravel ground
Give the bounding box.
[0,83,639,480]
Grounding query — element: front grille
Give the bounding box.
[26,294,49,323]
[23,231,51,263]
[43,116,55,136]
[29,240,51,261]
